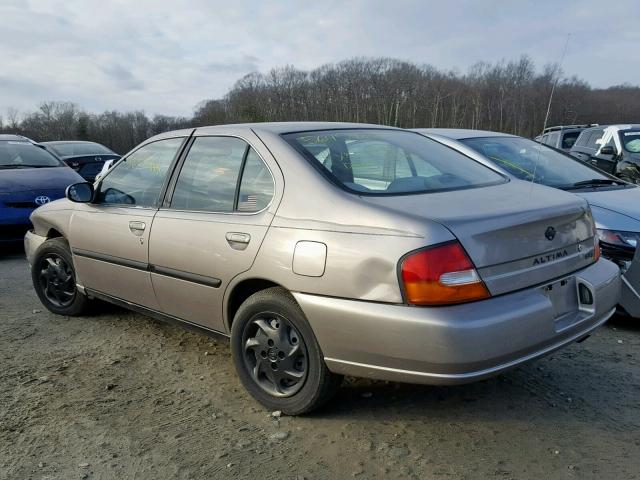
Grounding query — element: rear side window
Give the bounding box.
[546,132,559,147]
[561,131,580,149]
[284,129,505,195]
[96,137,184,207]
[237,148,274,212]
[170,136,274,213]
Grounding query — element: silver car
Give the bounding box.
[415,128,640,319]
[24,123,620,414]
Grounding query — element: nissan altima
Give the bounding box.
[24,123,619,414]
[415,128,640,319]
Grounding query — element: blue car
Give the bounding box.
[0,134,83,243]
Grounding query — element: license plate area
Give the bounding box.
[542,276,578,320]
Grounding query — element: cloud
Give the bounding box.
[101,64,145,91]
[0,0,638,117]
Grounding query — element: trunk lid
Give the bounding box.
[364,180,597,295]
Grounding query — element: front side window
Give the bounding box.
[0,141,62,169]
[284,129,505,195]
[170,136,274,213]
[586,130,604,150]
[96,137,184,207]
[461,136,611,188]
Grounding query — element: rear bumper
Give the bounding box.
[294,258,620,385]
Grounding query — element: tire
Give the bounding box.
[231,287,342,415]
[31,237,91,316]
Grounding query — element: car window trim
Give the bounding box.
[162,134,276,215]
[233,145,251,211]
[94,134,191,209]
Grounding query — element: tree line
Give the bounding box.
[2,56,639,154]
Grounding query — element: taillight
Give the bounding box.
[400,241,490,306]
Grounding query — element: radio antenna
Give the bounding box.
[530,33,571,195]
[542,33,571,133]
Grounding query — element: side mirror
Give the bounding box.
[66,182,94,203]
[600,145,616,156]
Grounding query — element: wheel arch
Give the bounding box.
[46,228,64,239]
[225,278,287,330]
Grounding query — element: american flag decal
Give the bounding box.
[238,194,258,211]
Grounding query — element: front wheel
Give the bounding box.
[31,237,91,316]
[231,287,342,415]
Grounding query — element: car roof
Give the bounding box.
[41,140,103,145]
[412,128,518,140]
[196,121,399,135]
[0,133,34,142]
[145,122,402,145]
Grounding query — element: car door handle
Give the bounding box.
[129,221,146,236]
[226,232,251,250]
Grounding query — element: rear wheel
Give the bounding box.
[231,287,342,415]
[31,237,91,316]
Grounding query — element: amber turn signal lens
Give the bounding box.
[401,242,490,306]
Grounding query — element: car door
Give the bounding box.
[69,135,189,309]
[148,130,281,333]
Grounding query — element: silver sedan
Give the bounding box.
[25,123,620,414]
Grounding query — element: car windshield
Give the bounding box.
[49,142,114,157]
[620,130,640,153]
[460,136,616,189]
[0,141,62,168]
[283,129,506,195]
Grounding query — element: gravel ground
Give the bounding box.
[1,246,639,480]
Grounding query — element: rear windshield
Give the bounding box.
[621,130,640,153]
[460,136,610,188]
[49,142,114,157]
[0,141,62,168]
[283,129,505,195]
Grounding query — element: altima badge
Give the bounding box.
[545,226,556,241]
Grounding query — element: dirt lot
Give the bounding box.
[1,246,639,480]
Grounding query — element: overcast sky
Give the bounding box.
[1,0,638,117]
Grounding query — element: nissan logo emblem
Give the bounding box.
[34,195,51,206]
[545,226,556,241]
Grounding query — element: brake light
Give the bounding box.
[401,242,490,305]
[594,236,601,262]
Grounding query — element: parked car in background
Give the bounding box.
[569,125,640,184]
[415,128,640,318]
[24,123,619,414]
[0,134,83,243]
[41,141,120,181]
[535,124,597,151]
